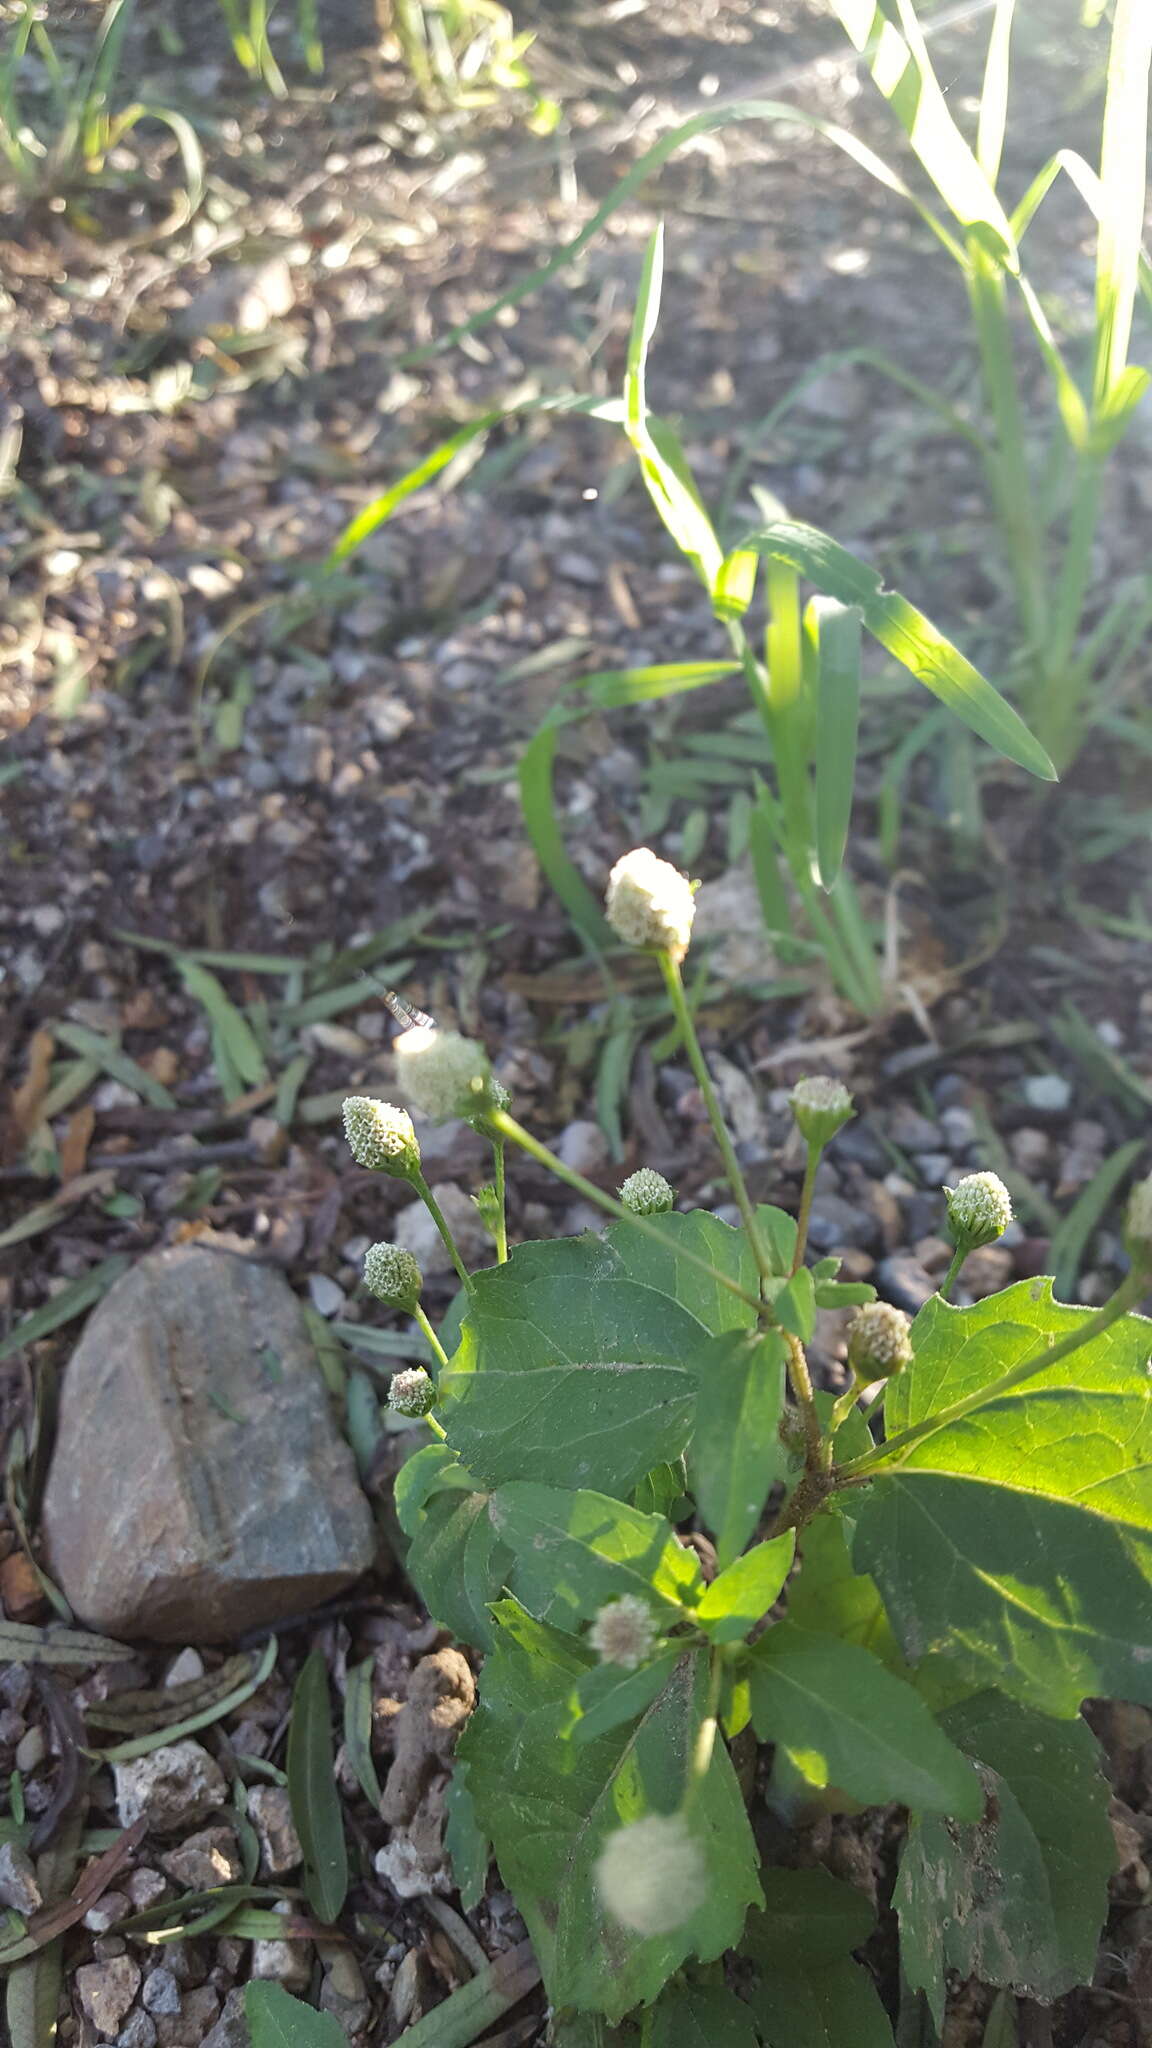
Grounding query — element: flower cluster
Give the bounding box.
[588,1596,658,1670]
[619,1168,675,1217]
[847,1301,913,1381]
[945,1171,1013,1253]
[789,1075,854,1149]
[595,1814,706,1935]
[362,1242,422,1312]
[387,1368,437,1418]
[342,1098,421,1177]
[394,1025,508,1126]
[606,848,696,961]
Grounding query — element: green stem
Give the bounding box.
[414,1303,449,1369]
[682,1650,724,1817]
[488,1107,765,1315]
[939,1246,966,1302]
[791,1140,821,1274]
[491,1136,509,1264]
[1042,455,1103,766]
[836,1264,1150,1486]
[658,952,776,1288]
[411,1169,474,1295]
[783,1330,823,1469]
[827,1381,862,1438]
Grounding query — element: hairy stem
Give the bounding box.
[491,1136,509,1264]
[411,1170,474,1295]
[415,1303,449,1369]
[791,1140,821,1274]
[939,1245,967,1302]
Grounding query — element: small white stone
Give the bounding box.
[1022,1074,1072,1112]
[114,1741,227,1834]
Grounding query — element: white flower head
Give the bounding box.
[945,1170,1013,1252]
[619,1168,675,1217]
[393,1025,502,1125]
[362,1241,422,1311]
[606,848,696,961]
[789,1075,854,1149]
[388,1367,436,1418]
[1124,1173,1152,1263]
[596,1813,706,1935]
[343,1098,421,1177]
[588,1596,658,1670]
[847,1301,913,1381]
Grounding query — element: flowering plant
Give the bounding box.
[345,850,1152,2040]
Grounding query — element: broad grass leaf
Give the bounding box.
[740,1868,894,2048]
[580,661,741,707]
[461,1621,761,2020]
[440,1234,735,1496]
[735,520,1055,780]
[623,228,724,593]
[649,1982,759,2048]
[343,1658,382,1812]
[747,1624,981,1818]
[687,1330,787,1570]
[896,1693,1113,2021]
[519,718,614,953]
[245,1983,347,2047]
[811,596,863,888]
[286,1653,347,1925]
[697,1532,795,1644]
[854,1280,1152,1713]
[491,1482,701,1627]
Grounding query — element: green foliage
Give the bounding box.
[341,975,1150,2037]
[285,1652,348,1925]
[245,1983,347,2047]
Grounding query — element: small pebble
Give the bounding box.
[142,1969,182,2016]
[1022,1074,1072,1112]
[877,1252,938,1314]
[116,2012,158,2048]
[14,1726,45,1774]
[888,1105,942,1152]
[307,1273,346,1318]
[76,1956,142,2036]
[0,1840,42,1916]
[114,1742,227,1834]
[160,1826,242,1891]
[248,1785,303,1877]
[83,1889,128,1934]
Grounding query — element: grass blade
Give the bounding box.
[623,227,724,591]
[1092,0,1152,409]
[0,1257,128,1367]
[518,719,614,952]
[737,518,1056,780]
[286,1652,347,1925]
[976,0,1016,186]
[96,1637,278,1763]
[343,1658,383,1813]
[811,597,863,889]
[1049,1140,1145,1299]
[178,961,268,1094]
[54,1022,176,1110]
[580,661,741,707]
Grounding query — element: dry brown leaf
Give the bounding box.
[58,1103,96,1183]
[142,1047,181,1086]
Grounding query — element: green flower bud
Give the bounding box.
[362,1241,422,1312]
[1124,1173,1152,1265]
[588,1595,658,1669]
[388,1367,437,1418]
[846,1301,913,1382]
[393,1025,503,1125]
[945,1170,1013,1253]
[596,1814,706,1935]
[619,1168,675,1216]
[789,1075,854,1150]
[342,1097,421,1177]
[606,847,696,961]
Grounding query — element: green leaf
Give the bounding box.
[580,661,742,706]
[178,961,268,1096]
[343,1658,382,1812]
[0,1620,134,1668]
[462,1622,761,2020]
[814,1279,876,1309]
[405,1488,514,1651]
[441,1233,737,1496]
[603,1210,763,1330]
[285,1652,347,1924]
[444,1763,489,1911]
[686,1330,788,1569]
[787,1512,904,1667]
[245,1982,348,2047]
[775,1266,816,1342]
[518,718,615,953]
[567,1649,685,1744]
[811,597,863,888]
[895,1690,1113,2025]
[852,1280,1152,1713]
[735,520,1056,780]
[747,1624,981,1817]
[0,1256,129,1366]
[740,1868,894,2048]
[491,1482,701,1628]
[650,1981,760,2048]
[697,1532,795,1644]
[54,1021,176,1110]
[623,228,724,593]
[392,1441,475,1537]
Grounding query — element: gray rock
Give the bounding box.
[142,1969,183,2017]
[154,1984,221,2046]
[888,1105,942,1152]
[1022,1073,1072,1112]
[76,1955,141,2036]
[939,1106,977,1150]
[807,1194,878,1255]
[84,1889,129,1933]
[392,1183,491,1276]
[829,1122,888,1175]
[0,1839,41,1915]
[116,1744,226,1835]
[877,1253,938,1314]
[201,1989,251,2048]
[160,1825,242,1890]
[248,1785,302,1876]
[915,1153,954,1187]
[117,2013,157,2048]
[554,1119,611,1177]
[251,1900,311,1990]
[42,1238,375,1640]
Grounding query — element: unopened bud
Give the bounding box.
[619,1168,675,1216]
[343,1097,421,1177]
[388,1367,437,1418]
[789,1075,854,1150]
[588,1596,658,1670]
[945,1171,1013,1253]
[596,1813,706,1935]
[606,848,696,961]
[363,1241,422,1312]
[1124,1173,1152,1264]
[394,1025,504,1125]
[846,1301,913,1382]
